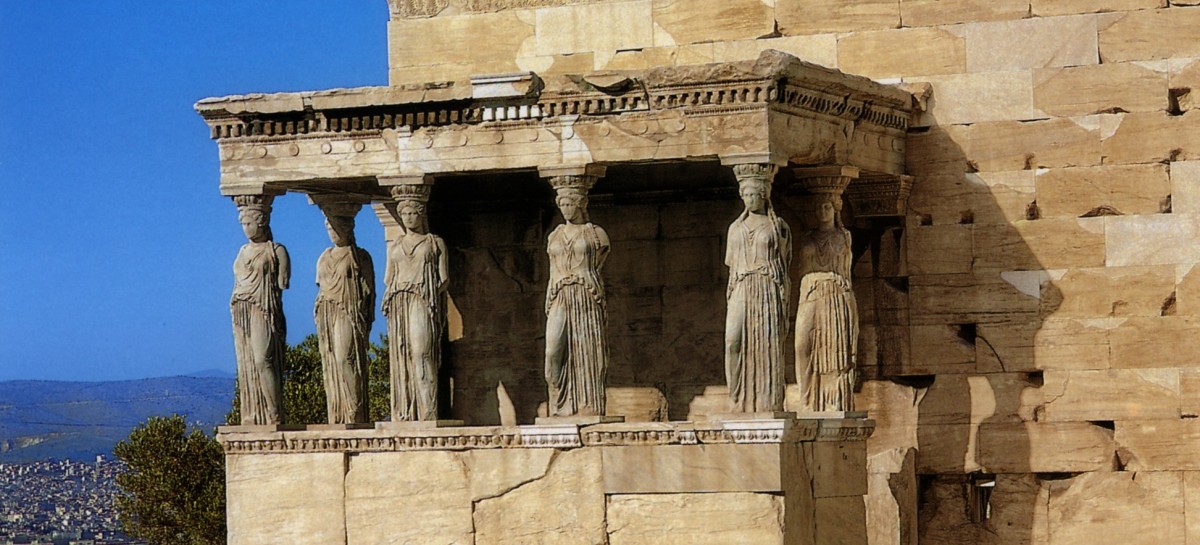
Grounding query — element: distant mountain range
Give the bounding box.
[0,376,234,462]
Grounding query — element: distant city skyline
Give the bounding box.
[0,3,392,381]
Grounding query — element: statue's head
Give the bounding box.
[325,215,356,247]
[554,188,589,224]
[738,178,770,215]
[234,195,273,243]
[391,184,432,234]
[812,193,843,229]
[398,201,428,233]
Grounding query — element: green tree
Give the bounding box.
[118,336,391,545]
[113,414,225,545]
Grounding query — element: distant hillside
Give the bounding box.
[0,376,234,462]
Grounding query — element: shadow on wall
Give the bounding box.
[877,124,1075,545]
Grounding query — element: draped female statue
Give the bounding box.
[230,195,290,426]
[382,185,448,421]
[724,165,792,413]
[544,175,610,417]
[795,191,858,412]
[314,204,375,424]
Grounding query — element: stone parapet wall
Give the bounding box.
[380,2,1200,545]
[219,418,872,545]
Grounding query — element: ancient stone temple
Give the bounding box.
[201,1,1200,544]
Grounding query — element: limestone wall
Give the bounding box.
[387,2,1200,544]
[220,420,871,545]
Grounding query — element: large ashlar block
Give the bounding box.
[908,324,976,371]
[972,217,1106,272]
[606,493,785,545]
[908,273,1040,326]
[227,453,347,545]
[1100,111,1200,165]
[1034,164,1170,218]
[1109,316,1200,368]
[915,423,977,473]
[918,374,1040,425]
[776,0,900,35]
[977,421,1116,472]
[867,470,916,545]
[474,448,606,545]
[1047,265,1175,318]
[1032,0,1165,16]
[1172,161,1200,214]
[857,380,919,469]
[1184,369,1200,417]
[533,1,654,66]
[813,441,868,498]
[900,0,1028,27]
[345,451,473,545]
[815,496,868,545]
[1035,62,1169,117]
[908,171,1035,226]
[1173,58,1200,102]
[516,51,597,76]
[1040,368,1181,422]
[650,0,774,46]
[906,225,973,275]
[709,34,840,69]
[601,443,789,493]
[910,71,1043,125]
[1115,419,1200,470]
[1105,213,1200,267]
[1047,472,1185,545]
[975,318,1114,372]
[907,125,971,177]
[965,15,1099,73]
[966,117,1102,172]
[1099,6,1200,62]
[387,12,533,85]
[1180,264,1200,316]
[838,27,966,80]
[1188,473,1200,545]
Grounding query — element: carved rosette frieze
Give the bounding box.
[844,175,914,218]
[216,418,873,455]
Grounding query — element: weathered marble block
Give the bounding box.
[218,418,873,545]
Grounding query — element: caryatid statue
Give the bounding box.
[543,168,610,417]
[382,184,449,422]
[724,164,792,413]
[314,200,375,425]
[230,194,290,426]
[794,168,859,412]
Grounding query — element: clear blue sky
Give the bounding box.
[0,2,393,381]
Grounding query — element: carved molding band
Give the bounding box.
[217,419,874,455]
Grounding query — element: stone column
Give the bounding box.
[310,195,375,427]
[376,176,457,425]
[792,166,861,413]
[229,191,290,427]
[722,162,793,415]
[536,165,621,423]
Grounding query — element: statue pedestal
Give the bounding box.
[374,420,465,430]
[217,424,306,433]
[306,423,375,431]
[534,415,625,425]
[218,418,874,545]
